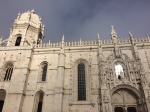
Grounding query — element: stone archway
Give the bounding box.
[111,85,142,112]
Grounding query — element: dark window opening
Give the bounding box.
[118,75,121,80]
[127,107,137,112]
[0,100,4,112]
[41,63,47,81]
[114,107,123,112]
[78,63,86,101]
[34,91,44,112]
[15,36,21,46]
[37,101,42,112]
[4,67,13,81]
[37,32,42,45]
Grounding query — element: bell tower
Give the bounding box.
[7,10,44,47]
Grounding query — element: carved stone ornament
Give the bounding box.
[147,91,150,103]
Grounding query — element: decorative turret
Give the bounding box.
[7,10,44,47]
[110,25,117,43]
[110,26,121,58]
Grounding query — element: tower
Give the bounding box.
[7,10,44,47]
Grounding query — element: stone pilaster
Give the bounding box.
[54,36,65,112]
[129,31,140,61]
[97,35,112,112]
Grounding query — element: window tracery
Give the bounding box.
[4,67,13,81]
[78,63,86,101]
[1,62,14,81]
[72,59,91,103]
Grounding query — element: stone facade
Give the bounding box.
[0,10,150,112]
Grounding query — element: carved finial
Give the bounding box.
[80,38,82,45]
[129,31,133,38]
[61,35,64,47]
[31,9,35,13]
[111,25,117,35]
[49,40,50,44]
[62,35,64,42]
[97,33,101,47]
[0,36,2,40]
[129,31,135,44]
[97,33,100,40]
[111,25,114,30]
[146,34,149,38]
[110,25,117,43]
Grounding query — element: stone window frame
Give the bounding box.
[33,90,44,112]
[71,58,91,104]
[38,61,48,82]
[0,61,14,81]
[78,63,86,101]
[113,60,128,80]
[14,34,22,46]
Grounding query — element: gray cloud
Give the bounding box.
[0,0,150,43]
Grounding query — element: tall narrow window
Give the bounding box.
[0,89,6,112]
[41,63,47,81]
[78,63,86,101]
[4,66,13,81]
[33,91,44,112]
[15,36,21,46]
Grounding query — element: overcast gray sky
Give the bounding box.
[0,0,150,43]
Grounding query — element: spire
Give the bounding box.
[110,25,117,43]
[97,33,101,47]
[97,33,100,40]
[111,25,117,36]
[129,31,134,44]
[129,31,140,60]
[129,31,133,38]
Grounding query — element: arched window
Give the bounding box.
[40,62,48,81]
[0,89,6,112]
[4,64,13,81]
[78,63,86,101]
[15,36,22,46]
[115,64,124,79]
[33,91,44,112]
